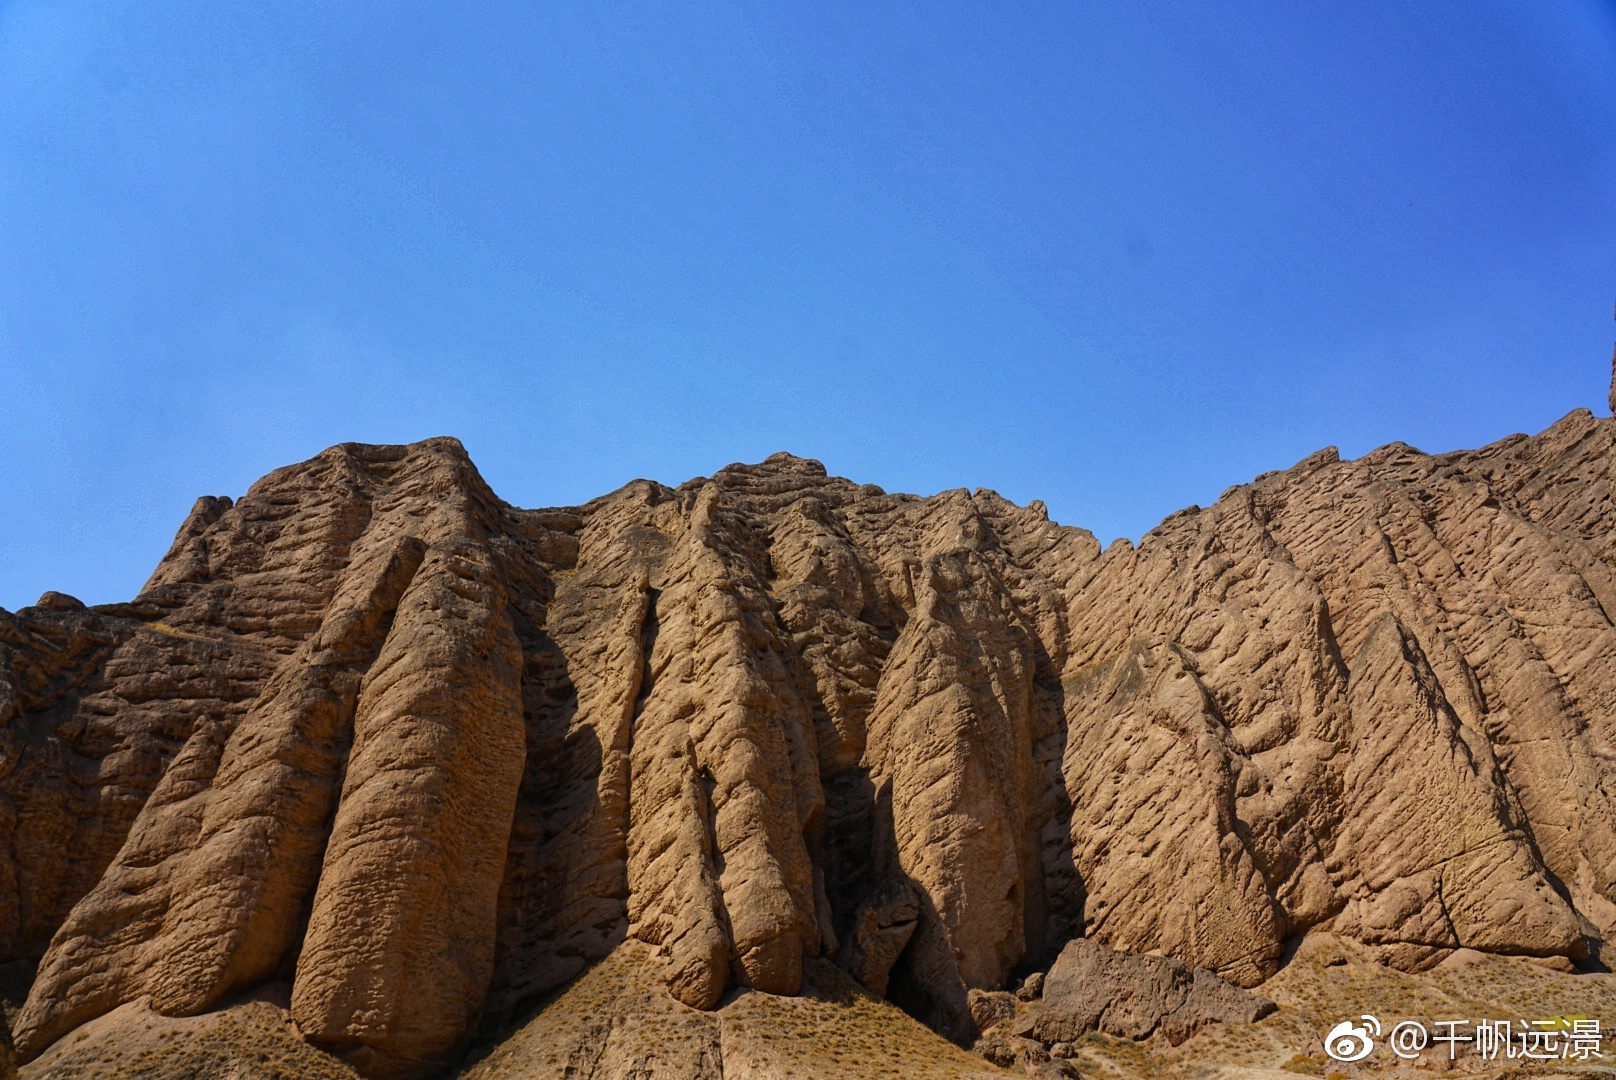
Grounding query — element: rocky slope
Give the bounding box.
[2,405,1615,1077]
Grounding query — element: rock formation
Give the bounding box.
[1,405,1615,1077]
[1012,937,1275,1047]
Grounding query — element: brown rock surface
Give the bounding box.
[1015,937,1275,1047]
[290,542,527,1077]
[3,406,1616,1076]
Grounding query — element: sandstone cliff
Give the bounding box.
[2,408,1614,1077]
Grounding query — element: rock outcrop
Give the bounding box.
[1013,937,1275,1047]
[2,405,1615,1076]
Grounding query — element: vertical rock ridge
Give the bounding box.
[14,532,427,1058]
[291,542,526,1079]
[622,481,824,1007]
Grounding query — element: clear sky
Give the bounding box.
[2,2,1614,610]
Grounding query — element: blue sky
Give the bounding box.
[2,1,1614,609]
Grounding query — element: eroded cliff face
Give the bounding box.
[3,411,1615,1076]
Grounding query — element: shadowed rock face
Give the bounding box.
[3,412,1616,1075]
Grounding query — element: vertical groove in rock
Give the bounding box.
[477,555,642,1028]
[866,548,1041,1040]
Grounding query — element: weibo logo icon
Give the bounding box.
[1324,1015,1381,1062]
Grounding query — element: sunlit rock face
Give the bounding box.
[4,410,1615,1076]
